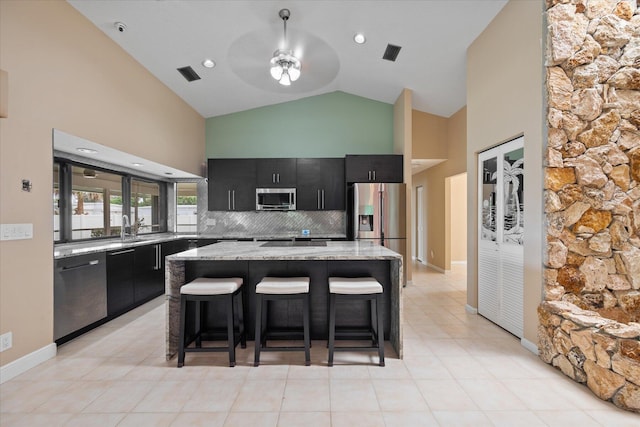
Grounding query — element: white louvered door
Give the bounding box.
[477,137,524,338]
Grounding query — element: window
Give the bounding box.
[54,159,168,242]
[131,179,161,234]
[176,182,198,233]
[71,165,123,239]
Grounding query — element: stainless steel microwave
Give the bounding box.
[256,188,296,211]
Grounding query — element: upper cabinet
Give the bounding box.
[209,155,400,211]
[345,155,403,183]
[296,158,345,211]
[208,159,257,211]
[256,158,297,187]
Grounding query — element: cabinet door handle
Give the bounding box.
[317,189,321,209]
[372,170,376,181]
[109,249,134,256]
[272,173,276,183]
[368,171,371,181]
[154,244,160,270]
[232,190,236,210]
[228,190,232,210]
[277,173,280,183]
[322,189,325,209]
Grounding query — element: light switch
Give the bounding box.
[0,224,33,241]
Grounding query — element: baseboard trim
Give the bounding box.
[521,337,539,355]
[426,263,446,273]
[465,304,478,314]
[0,343,57,384]
[451,260,467,265]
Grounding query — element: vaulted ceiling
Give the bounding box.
[68,1,507,119]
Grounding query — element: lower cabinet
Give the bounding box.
[185,238,218,249]
[134,244,164,304]
[108,240,190,317]
[106,248,136,316]
[56,239,191,341]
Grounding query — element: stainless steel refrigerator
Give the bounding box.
[350,183,406,262]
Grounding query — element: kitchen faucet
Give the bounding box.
[121,215,130,241]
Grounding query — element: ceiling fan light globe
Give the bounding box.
[279,69,292,86]
[288,66,300,81]
[270,64,283,80]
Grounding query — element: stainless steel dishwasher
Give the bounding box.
[54,252,107,341]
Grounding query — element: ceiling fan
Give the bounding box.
[269,9,300,86]
[227,8,339,94]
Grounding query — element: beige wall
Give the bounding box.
[412,110,447,160]
[412,107,467,271]
[0,0,204,366]
[393,89,413,283]
[449,173,467,263]
[466,0,543,344]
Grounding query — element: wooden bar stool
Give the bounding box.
[328,277,385,367]
[254,277,311,367]
[177,277,245,367]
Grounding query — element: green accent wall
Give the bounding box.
[206,91,393,158]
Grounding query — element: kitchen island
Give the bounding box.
[165,240,404,361]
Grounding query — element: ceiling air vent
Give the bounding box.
[382,44,402,62]
[177,66,201,82]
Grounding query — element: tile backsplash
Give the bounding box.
[195,180,346,238]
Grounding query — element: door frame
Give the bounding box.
[477,136,524,338]
[416,185,425,264]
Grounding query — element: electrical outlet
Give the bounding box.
[0,332,12,352]
[0,223,33,241]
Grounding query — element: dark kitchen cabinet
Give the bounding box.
[345,155,403,183]
[185,238,218,249]
[163,239,189,258]
[134,243,163,304]
[106,248,135,316]
[256,158,296,187]
[296,158,345,210]
[135,240,189,303]
[208,158,256,211]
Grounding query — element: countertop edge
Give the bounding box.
[54,233,349,259]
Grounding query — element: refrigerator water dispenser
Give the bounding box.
[359,215,374,231]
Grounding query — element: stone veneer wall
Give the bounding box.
[539,0,640,412]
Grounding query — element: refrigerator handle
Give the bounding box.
[380,189,384,245]
[353,184,359,239]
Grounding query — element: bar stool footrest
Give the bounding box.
[259,346,308,352]
[332,345,382,351]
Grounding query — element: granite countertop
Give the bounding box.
[166,240,402,261]
[53,233,196,259]
[54,233,348,259]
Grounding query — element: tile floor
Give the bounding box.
[1,263,639,426]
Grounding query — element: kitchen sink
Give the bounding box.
[260,241,327,248]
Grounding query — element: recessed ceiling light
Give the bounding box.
[202,59,215,68]
[76,148,98,154]
[354,33,366,44]
[131,162,144,167]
